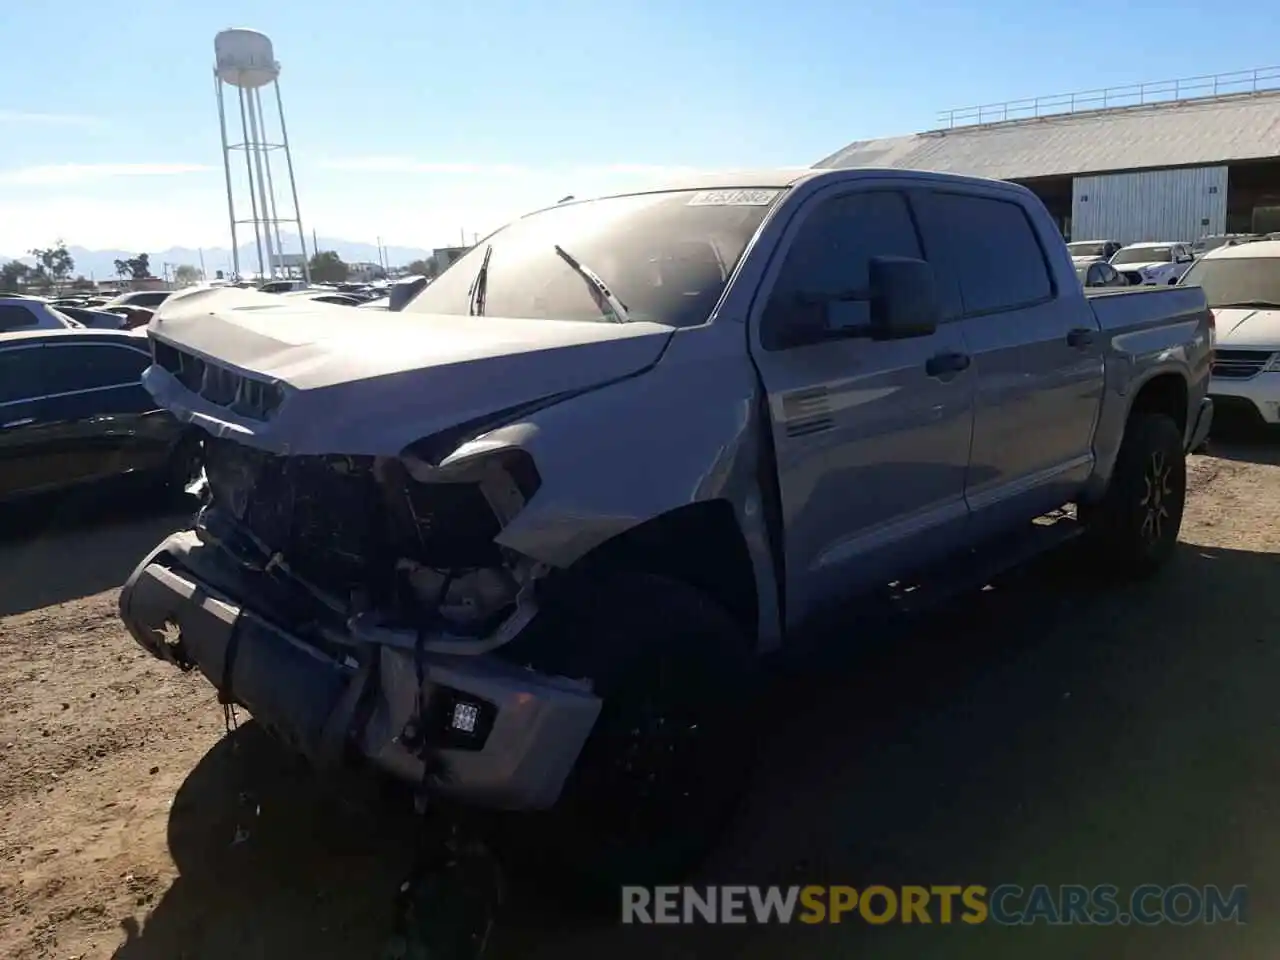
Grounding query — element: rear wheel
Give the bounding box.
[1080,413,1186,577]
[504,572,758,893]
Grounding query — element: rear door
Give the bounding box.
[909,187,1105,541]
[0,342,47,500]
[748,183,976,629]
[31,341,165,488]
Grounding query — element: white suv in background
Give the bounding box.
[1111,242,1195,286]
[1179,240,1280,426]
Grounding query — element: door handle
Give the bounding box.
[1067,327,1095,348]
[925,352,971,377]
[1,417,35,429]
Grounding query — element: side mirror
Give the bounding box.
[773,257,941,349]
[863,256,941,340]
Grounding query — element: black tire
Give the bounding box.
[503,572,759,893]
[1080,413,1186,577]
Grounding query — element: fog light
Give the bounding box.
[422,688,496,751]
[451,701,481,734]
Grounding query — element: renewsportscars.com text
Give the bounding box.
[621,884,1249,926]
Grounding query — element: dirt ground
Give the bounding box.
[3,440,1280,959]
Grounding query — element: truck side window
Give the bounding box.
[762,190,921,350]
[916,192,1053,315]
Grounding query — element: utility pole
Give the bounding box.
[198,248,207,280]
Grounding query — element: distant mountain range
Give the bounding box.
[1,233,437,280]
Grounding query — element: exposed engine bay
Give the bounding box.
[196,435,546,651]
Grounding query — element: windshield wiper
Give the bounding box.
[553,244,630,323]
[468,244,493,316]
[1213,300,1280,309]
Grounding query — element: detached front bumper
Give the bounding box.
[119,531,602,811]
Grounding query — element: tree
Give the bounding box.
[27,240,75,291]
[405,258,433,278]
[128,253,152,279]
[309,250,348,283]
[0,260,32,293]
[173,264,201,286]
[113,258,131,281]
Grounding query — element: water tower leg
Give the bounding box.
[214,74,241,280]
[255,87,288,275]
[236,87,266,281]
[274,80,311,285]
[245,92,277,279]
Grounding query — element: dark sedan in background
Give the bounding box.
[0,329,199,504]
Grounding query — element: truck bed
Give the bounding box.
[1085,284,1210,336]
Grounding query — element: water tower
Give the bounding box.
[213,29,310,283]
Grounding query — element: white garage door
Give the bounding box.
[1072,166,1227,244]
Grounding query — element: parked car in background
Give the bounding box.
[276,289,365,307]
[387,274,428,311]
[103,305,156,330]
[1111,242,1195,286]
[1179,239,1280,427]
[258,279,309,294]
[1066,239,1122,265]
[57,306,128,329]
[0,296,78,333]
[1190,234,1259,258]
[120,167,1212,890]
[104,289,174,310]
[1077,260,1129,288]
[0,328,200,504]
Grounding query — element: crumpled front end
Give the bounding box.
[119,432,603,810]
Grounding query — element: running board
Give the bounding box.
[881,509,1084,618]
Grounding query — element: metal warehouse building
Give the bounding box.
[816,67,1280,244]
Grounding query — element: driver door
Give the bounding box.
[748,184,976,631]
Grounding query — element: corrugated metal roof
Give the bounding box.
[816,92,1280,180]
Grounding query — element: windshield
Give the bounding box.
[403,188,784,326]
[1113,246,1172,265]
[1179,257,1280,308]
[1067,242,1106,258]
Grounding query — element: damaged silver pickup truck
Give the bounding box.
[120,167,1213,886]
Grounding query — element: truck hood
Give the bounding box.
[143,287,674,455]
[1070,255,1104,266]
[1213,307,1280,348]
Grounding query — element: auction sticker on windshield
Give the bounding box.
[687,189,781,206]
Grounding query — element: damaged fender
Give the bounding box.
[411,322,784,652]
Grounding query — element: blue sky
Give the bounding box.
[1,0,1276,255]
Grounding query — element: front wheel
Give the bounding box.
[1080,413,1186,577]
[503,572,759,894]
